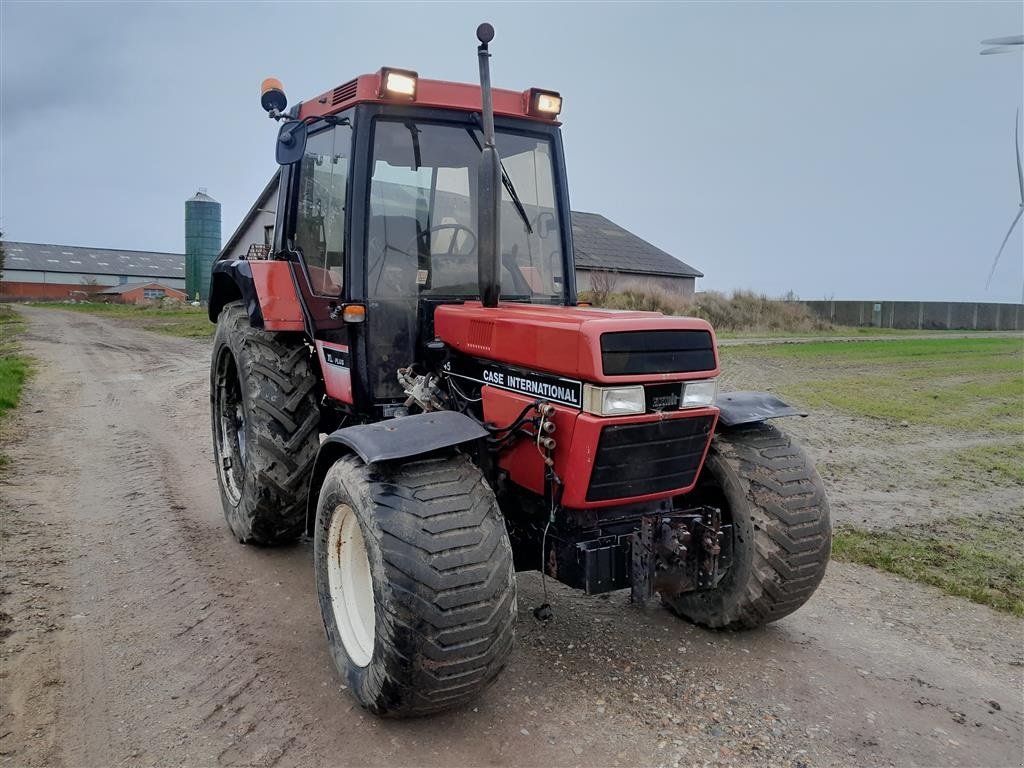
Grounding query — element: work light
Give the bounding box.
[526,88,562,117]
[681,379,718,409]
[379,68,418,99]
[582,384,645,417]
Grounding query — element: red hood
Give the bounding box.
[433,301,720,383]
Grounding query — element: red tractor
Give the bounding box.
[208,25,830,717]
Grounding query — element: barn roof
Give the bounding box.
[3,242,185,279]
[570,212,702,278]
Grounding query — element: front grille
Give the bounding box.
[586,415,714,502]
[601,330,715,375]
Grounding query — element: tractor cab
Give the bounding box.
[234,61,575,412]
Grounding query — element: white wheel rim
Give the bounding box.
[326,503,375,667]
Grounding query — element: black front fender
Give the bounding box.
[716,391,807,429]
[304,411,489,534]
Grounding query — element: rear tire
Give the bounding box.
[313,452,517,717]
[210,301,320,544]
[662,422,831,629]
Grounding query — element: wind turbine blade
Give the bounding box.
[980,35,1024,46]
[985,206,1024,289]
[980,46,1021,55]
[1017,109,1023,204]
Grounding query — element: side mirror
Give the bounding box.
[276,120,307,165]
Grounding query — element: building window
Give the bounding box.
[119,275,129,284]
[143,288,166,299]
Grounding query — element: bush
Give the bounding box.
[579,286,831,333]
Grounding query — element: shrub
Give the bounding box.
[579,286,831,333]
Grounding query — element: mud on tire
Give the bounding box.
[313,452,517,717]
[211,301,320,544]
[663,422,831,629]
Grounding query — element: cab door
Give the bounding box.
[279,120,357,405]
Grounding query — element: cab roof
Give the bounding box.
[296,70,561,125]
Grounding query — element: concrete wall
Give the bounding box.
[576,269,696,296]
[806,300,1024,331]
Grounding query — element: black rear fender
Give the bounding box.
[208,260,265,327]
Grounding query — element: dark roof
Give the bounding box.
[221,176,702,279]
[4,242,184,279]
[571,212,702,278]
[96,281,177,295]
[188,189,219,204]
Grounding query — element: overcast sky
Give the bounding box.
[2,1,1022,302]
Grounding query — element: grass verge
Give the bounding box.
[0,306,32,465]
[27,301,213,338]
[832,515,1024,616]
[723,337,1024,433]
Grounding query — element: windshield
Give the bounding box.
[367,119,565,302]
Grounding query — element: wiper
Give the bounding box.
[465,123,533,235]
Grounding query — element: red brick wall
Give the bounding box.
[0,281,104,300]
[113,284,188,305]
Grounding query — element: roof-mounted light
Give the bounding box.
[526,88,562,118]
[260,77,287,115]
[379,67,418,100]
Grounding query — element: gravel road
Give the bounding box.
[2,307,1022,768]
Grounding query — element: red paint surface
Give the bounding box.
[249,261,304,331]
[0,282,104,299]
[435,302,720,384]
[558,407,718,509]
[481,385,717,509]
[297,73,560,125]
[315,341,353,404]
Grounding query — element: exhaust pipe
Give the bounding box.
[476,22,501,308]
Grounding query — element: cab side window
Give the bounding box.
[294,125,351,296]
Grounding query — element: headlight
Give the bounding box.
[583,384,645,416]
[681,379,718,409]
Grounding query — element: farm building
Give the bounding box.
[222,173,702,295]
[95,281,187,305]
[1,242,186,300]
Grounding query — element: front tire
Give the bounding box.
[314,452,517,717]
[663,422,831,629]
[210,302,320,544]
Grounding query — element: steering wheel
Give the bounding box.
[404,223,478,259]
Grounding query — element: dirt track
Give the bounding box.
[2,307,1022,768]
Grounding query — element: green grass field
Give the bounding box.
[833,516,1024,616]
[29,301,213,338]
[0,306,32,464]
[726,337,1024,433]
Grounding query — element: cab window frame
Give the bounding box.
[286,118,355,299]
